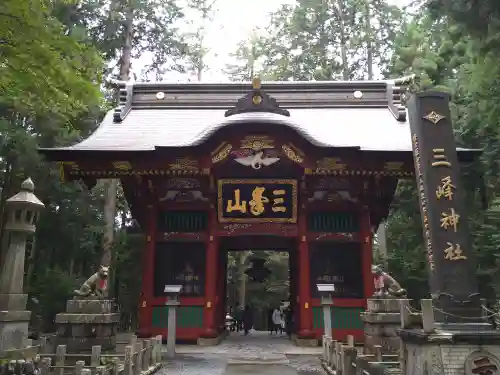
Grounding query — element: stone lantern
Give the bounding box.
[0,178,44,353]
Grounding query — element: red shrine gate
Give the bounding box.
[39,77,478,343]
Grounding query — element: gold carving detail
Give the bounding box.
[112,161,132,170]
[423,111,445,124]
[252,95,262,105]
[62,161,80,170]
[317,158,346,171]
[211,142,233,164]
[282,144,304,163]
[168,158,199,171]
[384,162,404,171]
[240,135,274,151]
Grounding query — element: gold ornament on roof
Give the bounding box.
[252,77,261,90]
[423,111,445,124]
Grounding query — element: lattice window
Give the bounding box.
[307,212,359,232]
[157,211,208,232]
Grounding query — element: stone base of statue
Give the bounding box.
[397,299,500,375]
[0,293,32,355]
[55,298,120,353]
[361,298,405,355]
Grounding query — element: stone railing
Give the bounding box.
[322,335,401,375]
[0,336,162,375]
[320,299,462,375]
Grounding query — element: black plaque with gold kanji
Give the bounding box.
[217,179,298,223]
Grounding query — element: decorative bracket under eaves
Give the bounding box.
[224,78,290,117]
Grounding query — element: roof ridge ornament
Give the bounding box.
[111,78,134,123]
[387,74,416,122]
[224,77,290,118]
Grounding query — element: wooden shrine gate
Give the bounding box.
[39,77,478,343]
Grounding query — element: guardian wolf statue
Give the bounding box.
[73,265,109,298]
[372,264,407,298]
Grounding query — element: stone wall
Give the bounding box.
[403,342,500,375]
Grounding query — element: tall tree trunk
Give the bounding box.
[365,0,374,80]
[197,65,203,81]
[376,222,388,267]
[101,4,133,267]
[0,159,14,267]
[334,0,349,80]
[249,44,256,79]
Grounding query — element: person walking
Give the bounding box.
[243,305,253,335]
[267,308,274,334]
[285,307,293,338]
[272,307,283,335]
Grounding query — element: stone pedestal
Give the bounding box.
[361,298,404,355]
[0,293,31,354]
[398,328,500,375]
[55,299,119,353]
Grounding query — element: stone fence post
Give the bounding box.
[55,345,66,375]
[123,345,133,375]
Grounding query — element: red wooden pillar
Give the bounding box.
[360,207,374,301]
[297,206,313,338]
[202,207,219,337]
[139,204,156,337]
[215,249,226,332]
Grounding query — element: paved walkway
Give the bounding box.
[159,331,325,375]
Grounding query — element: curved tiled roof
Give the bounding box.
[55,107,413,152]
[38,78,477,155]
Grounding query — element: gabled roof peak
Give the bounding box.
[224,77,290,118]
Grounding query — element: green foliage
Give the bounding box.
[0,0,103,118]
[28,268,76,331]
[226,0,403,81]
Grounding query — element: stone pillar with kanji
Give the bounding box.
[397,92,500,375]
[407,92,483,324]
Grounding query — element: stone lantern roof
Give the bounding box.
[6,178,44,209]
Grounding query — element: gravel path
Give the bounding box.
[157,331,326,375]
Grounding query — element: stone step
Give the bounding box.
[227,355,290,365]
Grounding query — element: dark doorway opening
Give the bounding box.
[220,236,296,338]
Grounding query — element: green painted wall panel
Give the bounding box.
[308,212,359,232]
[312,306,364,330]
[151,306,204,328]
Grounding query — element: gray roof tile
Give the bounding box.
[45,107,473,153]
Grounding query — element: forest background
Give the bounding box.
[1,0,499,331]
